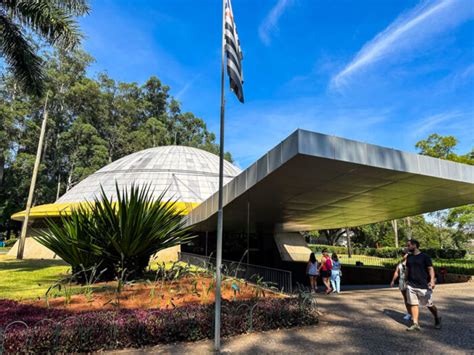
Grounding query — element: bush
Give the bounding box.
[0,298,318,353]
[4,238,17,248]
[422,248,467,259]
[309,244,347,255]
[308,244,467,259]
[35,184,195,281]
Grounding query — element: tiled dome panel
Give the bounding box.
[57,146,241,204]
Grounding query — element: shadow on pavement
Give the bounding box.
[382,308,409,326]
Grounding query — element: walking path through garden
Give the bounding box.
[115,282,474,354]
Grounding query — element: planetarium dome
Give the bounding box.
[56,145,241,205]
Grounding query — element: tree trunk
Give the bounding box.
[406,217,412,239]
[0,150,5,187]
[66,162,75,192]
[391,220,399,247]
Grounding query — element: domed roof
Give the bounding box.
[56,145,241,204]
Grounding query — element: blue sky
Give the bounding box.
[80,0,474,168]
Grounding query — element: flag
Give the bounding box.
[225,0,244,103]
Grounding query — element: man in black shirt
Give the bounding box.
[405,239,441,331]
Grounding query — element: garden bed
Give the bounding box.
[0,297,318,353]
[27,274,283,311]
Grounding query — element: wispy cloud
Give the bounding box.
[410,111,474,138]
[258,0,294,46]
[331,0,474,89]
[175,74,201,101]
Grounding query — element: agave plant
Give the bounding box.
[36,183,195,281]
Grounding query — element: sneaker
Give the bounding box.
[406,323,421,332]
[435,317,442,330]
[403,314,412,321]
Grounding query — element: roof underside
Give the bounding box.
[186,130,474,232]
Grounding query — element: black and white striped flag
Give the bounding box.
[225,0,244,103]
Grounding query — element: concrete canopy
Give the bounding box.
[186,129,474,232]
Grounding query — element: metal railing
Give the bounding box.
[178,252,293,293]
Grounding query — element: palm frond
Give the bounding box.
[50,0,90,16]
[5,1,84,50]
[0,12,44,95]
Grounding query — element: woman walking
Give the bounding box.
[330,253,342,293]
[306,252,319,293]
[319,249,333,294]
[390,249,411,321]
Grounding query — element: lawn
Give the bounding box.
[0,255,71,300]
[0,255,279,307]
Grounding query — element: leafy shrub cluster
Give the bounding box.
[35,184,194,281]
[309,244,347,255]
[0,298,318,353]
[309,244,467,259]
[3,238,18,248]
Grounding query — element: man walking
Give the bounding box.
[405,239,442,331]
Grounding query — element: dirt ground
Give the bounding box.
[29,275,281,311]
[112,282,474,354]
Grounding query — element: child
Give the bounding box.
[306,252,319,292]
[330,253,342,293]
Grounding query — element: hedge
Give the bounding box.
[308,244,467,259]
[3,238,17,248]
[0,298,318,353]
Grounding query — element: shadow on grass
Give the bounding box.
[0,258,67,272]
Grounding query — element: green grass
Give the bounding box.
[0,255,73,300]
[337,254,474,275]
[0,255,201,301]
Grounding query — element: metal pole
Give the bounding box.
[17,92,49,259]
[247,200,250,264]
[214,0,226,350]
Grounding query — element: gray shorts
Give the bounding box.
[406,285,433,307]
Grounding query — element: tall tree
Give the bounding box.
[0,48,234,236]
[417,133,473,248]
[0,0,89,95]
[416,133,474,165]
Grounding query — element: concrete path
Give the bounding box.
[114,282,474,354]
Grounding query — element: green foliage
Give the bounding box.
[4,237,17,247]
[309,244,347,255]
[308,244,467,259]
[35,184,195,281]
[0,49,233,233]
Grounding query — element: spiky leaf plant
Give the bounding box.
[35,183,195,281]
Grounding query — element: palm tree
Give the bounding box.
[0,0,89,95]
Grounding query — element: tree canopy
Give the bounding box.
[0,49,232,235]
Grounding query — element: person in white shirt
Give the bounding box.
[306,252,319,293]
[390,249,411,321]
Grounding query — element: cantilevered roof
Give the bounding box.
[186,129,474,232]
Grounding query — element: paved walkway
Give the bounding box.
[115,282,474,354]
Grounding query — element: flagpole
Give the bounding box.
[214,0,226,351]
[17,92,50,259]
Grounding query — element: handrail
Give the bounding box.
[179,252,293,293]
